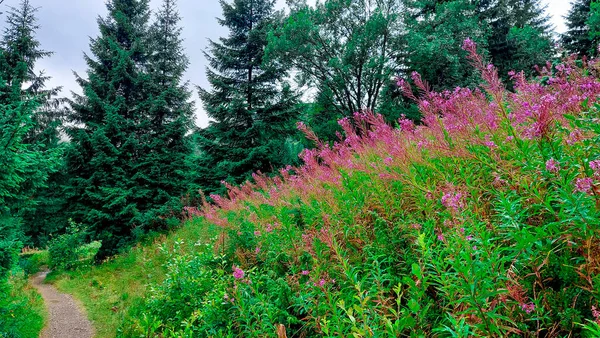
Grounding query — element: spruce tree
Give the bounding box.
[563,0,594,55]
[481,0,554,79]
[0,0,66,246]
[134,0,194,225]
[402,0,485,90]
[66,0,153,256]
[0,0,59,272]
[198,0,299,194]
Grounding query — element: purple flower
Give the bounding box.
[441,191,465,212]
[318,279,326,287]
[521,302,535,314]
[545,158,560,173]
[233,267,245,279]
[590,160,600,172]
[485,141,497,149]
[301,270,310,275]
[574,177,594,194]
[437,234,445,241]
[462,38,476,51]
[384,157,393,165]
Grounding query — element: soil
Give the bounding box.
[31,271,94,338]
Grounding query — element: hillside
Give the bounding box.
[51,43,600,337]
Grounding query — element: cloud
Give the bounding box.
[3,0,566,128]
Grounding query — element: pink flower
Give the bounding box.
[462,38,476,51]
[254,231,261,236]
[521,302,535,314]
[398,115,416,132]
[592,306,600,323]
[545,158,560,173]
[265,224,273,233]
[437,234,445,241]
[318,279,326,287]
[574,177,594,194]
[441,191,465,212]
[233,266,245,279]
[590,160,600,172]
[466,235,474,241]
[255,247,261,254]
[301,270,310,275]
[384,157,393,165]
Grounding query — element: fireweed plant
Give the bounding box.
[124,40,600,336]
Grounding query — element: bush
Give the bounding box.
[0,217,22,280]
[18,250,49,276]
[48,221,101,271]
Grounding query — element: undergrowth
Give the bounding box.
[0,272,45,338]
[58,41,600,337]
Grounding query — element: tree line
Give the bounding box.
[0,0,597,262]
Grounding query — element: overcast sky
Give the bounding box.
[2,0,572,127]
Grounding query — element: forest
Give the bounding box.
[3,0,600,336]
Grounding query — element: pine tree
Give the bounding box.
[66,0,153,256]
[563,0,595,56]
[134,0,195,225]
[402,0,485,90]
[198,0,299,194]
[0,0,59,273]
[481,0,554,79]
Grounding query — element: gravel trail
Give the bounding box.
[31,271,94,338]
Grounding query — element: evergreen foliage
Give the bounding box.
[197,0,299,194]
[480,0,554,79]
[563,0,594,56]
[136,0,195,226]
[402,0,485,90]
[403,0,553,90]
[66,0,193,256]
[0,0,60,272]
[0,0,67,247]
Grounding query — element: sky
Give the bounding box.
[2,0,573,128]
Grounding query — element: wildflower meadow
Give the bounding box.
[110,41,600,336]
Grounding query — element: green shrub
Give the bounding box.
[48,221,101,271]
[18,251,49,275]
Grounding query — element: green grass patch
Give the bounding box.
[49,220,220,338]
[0,273,46,338]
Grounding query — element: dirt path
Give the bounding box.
[31,271,94,338]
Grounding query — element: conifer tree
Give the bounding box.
[481,0,554,79]
[135,0,195,225]
[0,0,59,272]
[198,0,299,193]
[402,0,485,90]
[563,0,594,55]
[66,0,154,256]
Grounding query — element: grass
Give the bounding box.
[48,220,220,338]
[0,272,46,338]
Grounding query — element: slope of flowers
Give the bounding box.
[124,42,600,337]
